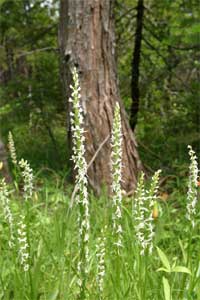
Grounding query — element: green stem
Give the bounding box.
[179,227,192,298]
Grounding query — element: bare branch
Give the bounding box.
[171,45,200,51]
[116,7,136,23]
[16,47,59,58]
[69,134,110,208]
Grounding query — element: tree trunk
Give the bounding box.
[59,0,142,193]
[0,137,12,183]
[130,0,144,131]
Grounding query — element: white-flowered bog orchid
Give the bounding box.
[111,102,123,251]
[17,215,29,272]
[19,158,34,201]
[69,67,90,297]
[0,179,15,248]
[8,131,17,165]
[186,145,199,227]
[133,170,161,255]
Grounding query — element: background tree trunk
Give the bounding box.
[0,137,12,183]
[59,0,142,193]
[130,0,144,131]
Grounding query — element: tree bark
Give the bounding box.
[0,137,12,183]
[59,0,142,193]
[130,0,144,131]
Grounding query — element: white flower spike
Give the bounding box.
[186,145,199,227]
[111,102,123,252]
[69,67,90,296]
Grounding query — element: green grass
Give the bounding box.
[0,177,200,300]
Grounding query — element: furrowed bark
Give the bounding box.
[59,0,142,193]
[0,137,12,183]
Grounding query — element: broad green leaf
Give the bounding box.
[157,267,171,273]
[157,247,171,272]
[47,284,59,300]
[69,274,77,289]
[186,23,200,34]
[179,239,187,264]
[171,260,177,269]
[162,277,171,300]
[172,266,191,274]
[0,0,6,6]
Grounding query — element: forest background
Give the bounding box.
[0,0,199,189]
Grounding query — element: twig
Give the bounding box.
[138,140,161,160]
[171,45,200,51]
[16,47,59,58]
[116,7,136,23]
[159,175,177,186]
[69,134,110,208]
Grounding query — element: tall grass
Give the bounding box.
[0,167,199,299]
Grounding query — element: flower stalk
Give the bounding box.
[111,102,123,252]
[186,145,199,227]
[69,67,90,298]
[96,226,106,297]
[133,170,161,255]
[17,215,29,272]
[18,159,34,201]
[0,179,15,248]
[8,131,17,165]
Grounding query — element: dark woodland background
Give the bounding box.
[0,0,199,189]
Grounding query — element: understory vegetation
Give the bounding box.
[0,0,199,177]
[0,179,199,300]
